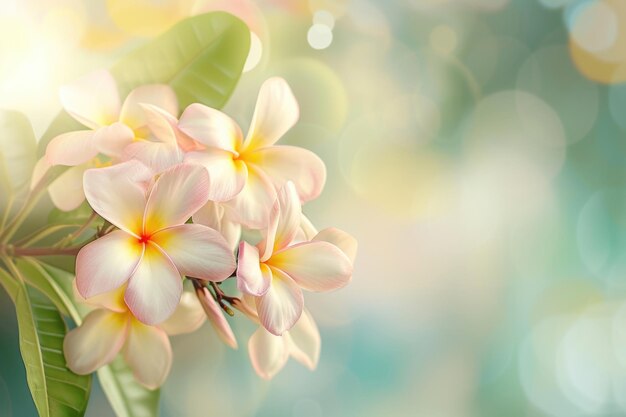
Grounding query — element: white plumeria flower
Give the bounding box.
[248,305,321,380]
[64,286,200,389]
[76,160,235,325]
[43,70,179,211]
[178,77,326,228]
[236,182,355,335]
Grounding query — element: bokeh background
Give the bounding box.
[1,0,626,416]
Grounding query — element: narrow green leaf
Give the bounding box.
[14,282,91,417]
[33,261,161,417]
[0,263,19,300]
[0,110,37,221]
[96,358,160,417]
[38,11,250,156]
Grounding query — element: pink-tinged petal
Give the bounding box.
[223,166,276,229]
[247,145,326,202]
[143,164,210,232]
[83,160,152,235]
[178,103,242,151]
[184,150,247,202]
[120,85,178,132]
[313,228,358,264]
[139,103,179,145]
[124,320,172,389]
[46,130,97,166]
[242,77,299,151]
[236,241,271,296]
[286,309,320,370]
[30,157,50,190]
[196,286,238,349]
[269,241,352,292]
[248,326,289,380]
[293,214,318,244]
[48,164,89,212]
[194,202,242,252]
[158,291,206,335]
[273,181,302,252]
[125,244,183,325]
[76,230,143,298]
[256,267,303,336]
[151,223,235,281]
[124,141,182,173]
[60,70,120,129]
[257,199,279,262]
[73,281,128,313]
[63,309,129,375]
[93,122,135,159]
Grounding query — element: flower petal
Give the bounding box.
[151,224,235,281]
[125,243,183,325]
[223,165,276,229]
[256,267,303,336]
[158,291,206,336]
[60,70,120,128]
[178,103,242,151]
[46,130,97,166]
[193,201,241,252]
[139,103,179,145]
[184,150,247,202]
[236,241,271,296]
[242,77,299,151]
[196,286,238,349]
[123,141,182,173]
[247,145,326,202]
[48,164,89,212]
[269,241,352,292]
[93,122,135,159]
[312,228,358,264]
[286,309,320,370]
[124,320,172,389]
[76,230,143,298]
[248,326,289,380]
[293,214,318,244]
[143,163,210,232]
[73,281,128,313]
[83,160,152,235]
[63,309,129,375]
[273,181,301,252]
[120,85,178,132]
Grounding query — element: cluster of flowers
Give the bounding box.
[40,70,356,387]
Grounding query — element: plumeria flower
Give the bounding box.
[245,301,321,380]
[195,285,238,349]
[76,160,235,325]
[64,286,199,389]
[178,77,326,228]
[236,182,355,335]
[43,70,178,211]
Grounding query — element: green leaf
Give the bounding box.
[0,263,19,300]
[14,282,91,417]
[38,11,250,156]
[96,357,160,417]
[0,110,37,217]
[31,261,161,417]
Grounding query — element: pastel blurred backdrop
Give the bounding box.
[1,0,625,416]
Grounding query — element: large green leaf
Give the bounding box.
[14,281,91,417]
[32,261,161,417]
[38,11,250,155]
